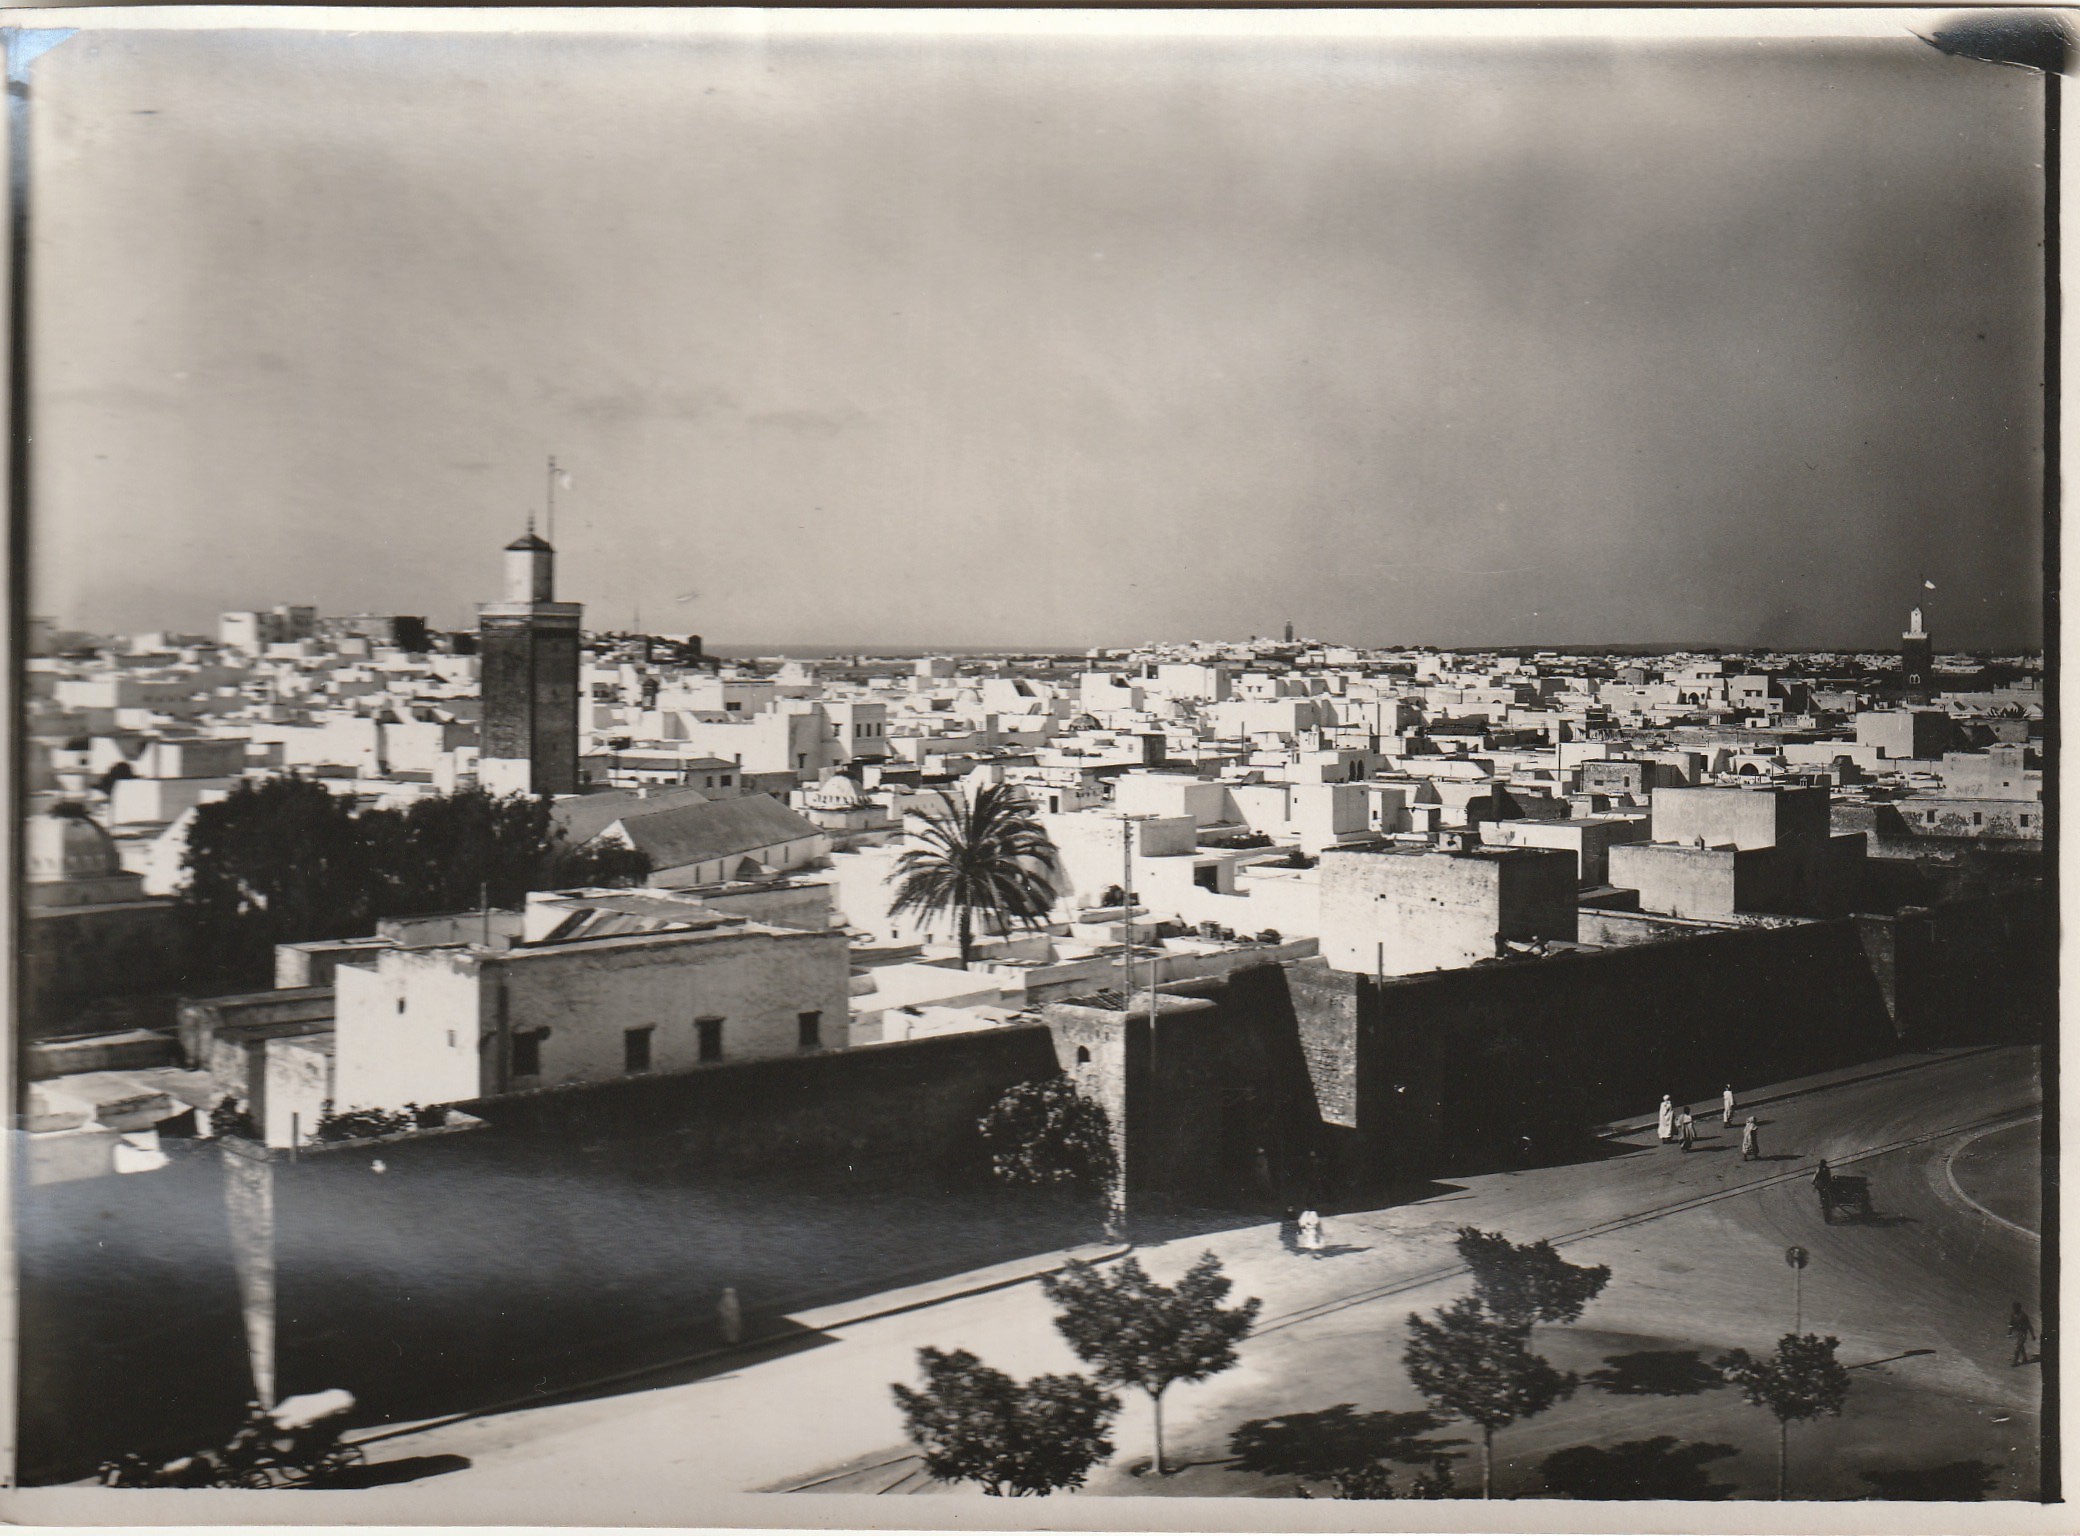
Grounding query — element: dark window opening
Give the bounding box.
[798,1011,823,1051]
[697,1017,725,1063]
[1075,1045,1092,1065]
[624,1026,654,1073]
[512,1030,545,1077]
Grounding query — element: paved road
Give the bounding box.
[225,1043,2039,1514]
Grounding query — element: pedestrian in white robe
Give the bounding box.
[1657,1095,1675,1143]
[1298,1208,1324,1254]
[1721,1085,1736,1125]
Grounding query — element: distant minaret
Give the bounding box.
[1900,603,1934,700]
[478,521,583,796]
[1284,620,1295,644]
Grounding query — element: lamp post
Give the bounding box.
[1784,1244,1809,1335]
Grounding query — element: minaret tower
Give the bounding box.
[477,520,583,796]
[1900,603,1934,701]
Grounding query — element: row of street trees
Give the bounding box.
[178,776,651,983]
[894,1219,1854,1500]
[894,1253,1261,1493]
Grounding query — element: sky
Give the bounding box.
[20,14,2049,651]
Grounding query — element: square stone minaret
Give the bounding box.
[478,527,583,796]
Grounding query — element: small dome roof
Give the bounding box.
[506,530,553,553]
[26,805,122,883]
[809,772,866,808]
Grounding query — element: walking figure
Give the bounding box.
[1721,1085,1736,1125]
[1740,1116,1759,1161]
[2008,1302,2037,1366]
[1677,1106,1697,1152]
[1657,1094,1675,1144]
[717,1286,743,1346]
[1298,1208,1324,1255]
[1278,1206,1302,1255]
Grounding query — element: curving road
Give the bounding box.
[62,1043,2026,1518]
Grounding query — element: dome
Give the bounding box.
[26,805,122,883]
[809,772,866,809]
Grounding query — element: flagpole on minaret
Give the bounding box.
[545,454,560,547]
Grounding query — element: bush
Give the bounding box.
[312,1105,415,1144]
[977,1077,1116,1194]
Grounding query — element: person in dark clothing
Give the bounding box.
[2009,1302,2038,1366]
[1279,1207,1302,1254]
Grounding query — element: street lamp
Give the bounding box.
[1784,1244,1809,1335]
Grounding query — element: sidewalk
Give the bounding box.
[1595,1044,2003,1140]
[347,1238,1130,1452]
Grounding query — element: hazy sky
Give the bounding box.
[23,15,2047,650]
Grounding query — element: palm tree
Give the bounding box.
[890,784,1060,966]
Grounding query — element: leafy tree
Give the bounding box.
[889,784,1059,965]
[891,1347,1119,1496]
[179,780,649,984]
[1453,1227,1611,1329]
[1041,1253,1261,1475]
[362,787,648,916]
[178,774,376,983]
[1402,1297,1577,1498]
[977,1077,1116,1195]
[1715,1334,1851,1500]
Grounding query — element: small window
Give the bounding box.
[512,1030,545,1077]
[697,1017,725,1063]
[625,1026,655,1073]
[397,997,406,1014]
[720,774,732,787]
[1075,1045,1092,1066]
[798,1011,823,1052]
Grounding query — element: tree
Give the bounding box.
[179,780,650,984]
[977,1077,1117,1195]
[891,1347,1119,1496]
[178,774,376,982]
[888,784,1059,965]
[1402,1297,1576,1498]
[1453,1227,1611,1329]
[361,787,649,916]
[1041,1253,1261,1475]
[1715,1334,1851,1499]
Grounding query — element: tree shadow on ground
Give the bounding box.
[328,1453,472,1488]
[1228,1404,1466,1483]
[1540,1437,1739,1499]
[1585,1349,1727,1397]
[1860,1460,2000,1499]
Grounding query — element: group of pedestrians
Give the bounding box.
[1657,1086,1761,1159]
